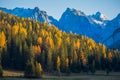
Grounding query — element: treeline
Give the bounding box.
[0,10,120,78]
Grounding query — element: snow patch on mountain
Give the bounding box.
[91,12,108,21]
[92,19,104,25]
[89,12,109,26]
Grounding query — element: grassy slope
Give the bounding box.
[2,70,120,80]
[3,70,24,77]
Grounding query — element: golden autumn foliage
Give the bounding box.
[12,25,19,36]
[1,20,4,25]
[0,31,6,48]
[81,36,84,40]
[66,37,70,44]
[56,56,61,73]
[41,29,48,37]
[29,25,32,31]
[43,23,47,27]
[104,53,107,59]
[19,26,27,38]
[80,51,87,65]
[80,51,84,60]
[57,56,60,69]
[9,14,14,19]
[65,58,69,67]
[56,38,62,49]
[33,45,41,55]
[45,37,54,49]
[39,63,43,72]
[87,38,96,49]
[7,23,11,30]
[102,44,106,54]
[88,45,92,51]
[23,21,26,27]
[55,31,62,38]
[37,37,42,45]
[38,63,43,74]
[29,22,32,31]
[36,62,43,74]
[36,23,40,29]
[74,39,81,49]
[73,51,78,62]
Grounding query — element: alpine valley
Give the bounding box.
[0,7,120,50]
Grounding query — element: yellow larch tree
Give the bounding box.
[45,37,54,49]
[66,37,70,44]
[37,37,42,45]
[56,56,61,74]
[0,31,6,48]
[7,23,11,30]
[74,39,80,49]
[41,29,48,37]
[57,38,62,49]
[12,25,19,36]
[19,26,27,38]
[65,57,69,68]
[29,22,32,31]
[33,45,41,55]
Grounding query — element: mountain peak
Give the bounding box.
[92,11,108,21]
[65,8,85,16]
[34,7,40,11]
[96,11,102,16]
[95,11,103,17]
[66,7,71,11]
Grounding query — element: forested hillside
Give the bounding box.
[0,10,120,78]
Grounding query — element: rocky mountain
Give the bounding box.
[59,8,91,34]
[0,7,59,27]
[59,8,106,42]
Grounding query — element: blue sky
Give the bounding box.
[0,0,120,20]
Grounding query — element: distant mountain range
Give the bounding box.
[0,7,120,50]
